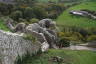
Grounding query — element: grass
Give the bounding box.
[19,49,96,64]
[56,2,96,29]
[0,19,10,31]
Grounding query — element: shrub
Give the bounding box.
[29,18,39,24]
[24,7,35,20]
[18,18,27,23]
[23,34,37,43]
[57,37,70,48]
[62,26,89,37]
[89,27,96,34]
[58,32,85,45]
[87,35,96,42]
[32,6,47,19]
[78,28,88,37]
[46,3,65,19]
[57,32,70,47]
[10,10,23,21]
[0,3,14,15]
[58,32,65,37]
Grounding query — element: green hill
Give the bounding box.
[56,2,96,29]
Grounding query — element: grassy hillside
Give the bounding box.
[0,19,9,31]
[18,49,96,64]
[56,2,96,29]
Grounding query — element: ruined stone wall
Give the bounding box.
[0,30,41,64]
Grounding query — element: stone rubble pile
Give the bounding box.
[0,30,41,64]
[0,18,59,64]
[6,19,59,49]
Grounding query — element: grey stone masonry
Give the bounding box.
[0,30,41,64]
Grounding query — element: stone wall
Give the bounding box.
[0,30,41,64]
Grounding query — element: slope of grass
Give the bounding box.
[0,19,10,31]
[56,2,96,29]
[19,49,96,64]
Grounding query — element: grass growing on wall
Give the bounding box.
[0,19,10,31]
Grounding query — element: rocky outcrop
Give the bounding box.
[70,10,96,19]
[0,30,41,64]
[6,19,58,49]
[0,18,59,64]
[26,19,58,49]
[6,18,26,33]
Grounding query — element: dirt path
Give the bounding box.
[63,45,96,51]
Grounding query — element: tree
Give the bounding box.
[0,3,14,15]
[32,6,47,19]
[23,7,35,21]
[10,10,23,21]
[29,18,39,24]
[15,0,37,6]
[46,3,65,19]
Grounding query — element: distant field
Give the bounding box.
[56,2,96,29]
[19,49,96,64]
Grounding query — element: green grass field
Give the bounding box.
[56,2,96,29]
[19,49,96,64]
